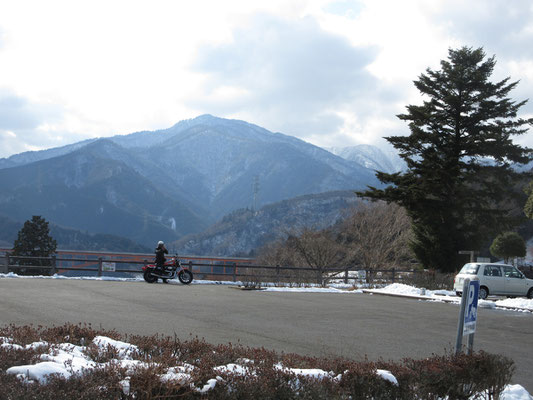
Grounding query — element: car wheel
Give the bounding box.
[479,286,489,300]
[456,291,462,297]
[527,288,533,299]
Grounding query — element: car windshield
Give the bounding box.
[459,263,479,274]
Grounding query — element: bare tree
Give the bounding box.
[256,238,292,266]
[256,202,412,286]
[256,227,344,286]
[254,238,305,286]
[286,228,344,286]
[338,201,413,281]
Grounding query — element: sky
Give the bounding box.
[1,0,533,159]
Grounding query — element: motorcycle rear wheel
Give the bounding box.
[143,269,158,283]
[178,269,193,284]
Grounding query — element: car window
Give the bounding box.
[460,263,479,274]
[501,266,523,279]
[483,265,502,277]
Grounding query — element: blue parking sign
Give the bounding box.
[463,280,479,335]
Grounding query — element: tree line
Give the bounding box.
[256,201,414,283]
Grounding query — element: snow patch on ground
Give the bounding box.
[492,298,533,311]
[368,283,533,311]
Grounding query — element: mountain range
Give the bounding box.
[0,115,400,251]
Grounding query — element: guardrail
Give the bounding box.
[0,253,421,285]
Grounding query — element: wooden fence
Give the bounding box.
[0,252,423,285]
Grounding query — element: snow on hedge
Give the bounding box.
[3,336,530,398]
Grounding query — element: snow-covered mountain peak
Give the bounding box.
[328,144,405,174]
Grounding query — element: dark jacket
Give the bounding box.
[155,246,168,266]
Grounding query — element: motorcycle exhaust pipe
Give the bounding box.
[152,273,171,278]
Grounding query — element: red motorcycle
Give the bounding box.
[142,255,193,284]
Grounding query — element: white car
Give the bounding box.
[454,263,533,300]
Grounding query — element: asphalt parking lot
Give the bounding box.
[1,278,532,391]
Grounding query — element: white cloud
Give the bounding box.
[0,0,532,158]
[188,14,379,143]
[0,89,75,155]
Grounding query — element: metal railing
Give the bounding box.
[0,253,424,285]
[0,248,255,279]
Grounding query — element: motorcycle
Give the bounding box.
[142,255,193,284]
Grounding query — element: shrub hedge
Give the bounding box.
[0,323,514,399]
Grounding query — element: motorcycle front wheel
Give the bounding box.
[178,269,193,284]
[143,269,158,283]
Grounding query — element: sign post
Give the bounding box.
[102,262,116,272]
[455,278,479,355]
[458,250,476,262]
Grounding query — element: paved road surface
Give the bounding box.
[1,279,532,391]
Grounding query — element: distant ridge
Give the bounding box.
[173,191,358,257]
[328,144,404,174]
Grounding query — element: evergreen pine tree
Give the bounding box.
[524,181,533,220]
[358,47,533,272]
[12,216,57,275]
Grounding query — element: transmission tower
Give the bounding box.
[252,175,260,212]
